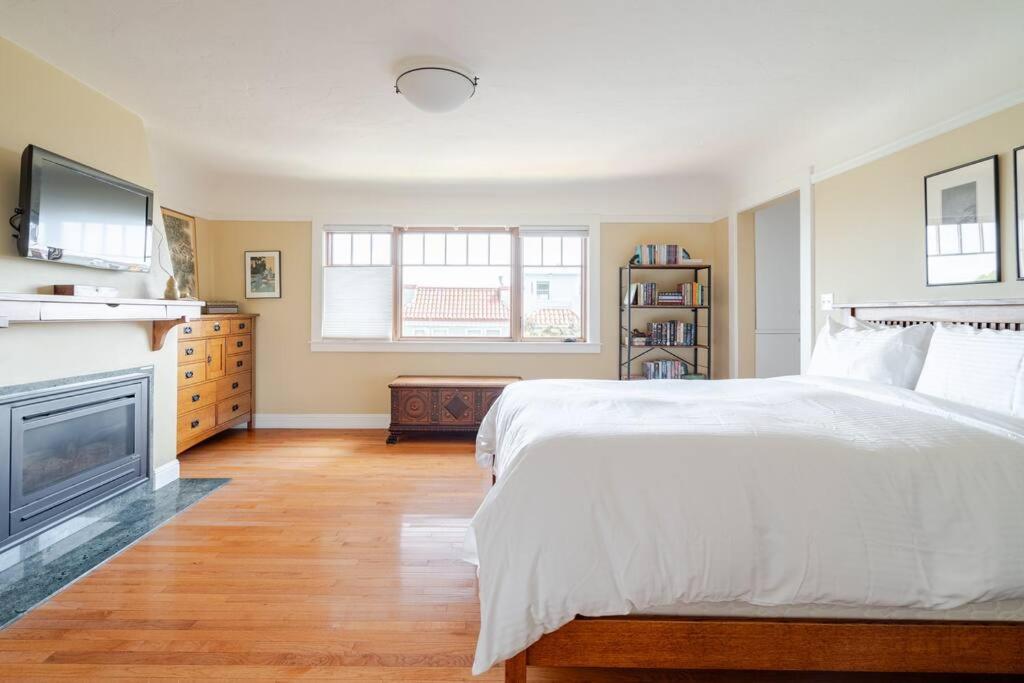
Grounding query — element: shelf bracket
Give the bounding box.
[151,316,187,351]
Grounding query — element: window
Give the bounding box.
[322,228,393,338]
[520,230,585,340]
[317,225,590,345]
[399,229,513,338]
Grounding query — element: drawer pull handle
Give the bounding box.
[191,393,200,402]
[232,403,239,412]
[190,419,200,429]
[213,323,221,331]
[236,360,243,368]
[184,325,192,334]
[185,371,194,379]
[238,323,246,329]
[236,340,244,348]
[232,382,239,389]
[185,347,194,356]
[207,355,213,363]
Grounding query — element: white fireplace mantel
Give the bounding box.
[0,293,204,351]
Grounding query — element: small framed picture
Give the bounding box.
[244,250,282,299]
[160,207,199,298]
[1015,145,1024,279]
[924,154,999,286]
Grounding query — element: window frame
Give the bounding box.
[518,230,588,342]
[395,226,519,342]
[310,219,601,354]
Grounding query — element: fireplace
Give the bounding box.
[1,369,150,552]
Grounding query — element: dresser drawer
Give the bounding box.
[216,372,251,400]
[226,334,251,355]
[202,319,229,337]
[227,352,251,375]
[179,321,200,339]
[178,382,217,412]
[229,319,252,334]
[178,404,216,438]
[178,361,207,387]
[177,339,206,364]
[217,392,251,425]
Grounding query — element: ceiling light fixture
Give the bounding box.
[395,67,478,113]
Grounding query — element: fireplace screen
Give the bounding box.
[22,402,135,498]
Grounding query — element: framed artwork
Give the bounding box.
[245,250,282,298]
[924,155,999,286]
[1015,145,1024,280]
[160,207,199,298]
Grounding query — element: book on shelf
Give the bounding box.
[641,359,691,379]
[642,321,697,346]
[625,282,658,305]
[677,282,708,306]
[632,244,704,266]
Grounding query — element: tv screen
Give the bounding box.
[17,145,153,272]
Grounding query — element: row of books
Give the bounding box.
[633,244,704,266]
[640,360,705,380]
[624,282,658,305]
[673,282,708,307]
[639,321,698,347]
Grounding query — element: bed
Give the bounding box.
[465,300,1024,681]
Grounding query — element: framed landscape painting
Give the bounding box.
[924,155,999,286]
[160,207,199,298]
[245,250,282,298]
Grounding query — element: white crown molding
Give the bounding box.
[250,413,390,429]
[811,88,1024,184]
[152,459,180,490]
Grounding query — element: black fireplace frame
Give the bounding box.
[0,368,152,553]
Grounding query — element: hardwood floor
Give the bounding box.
[2,430,1008,682]
[0,429,690,681]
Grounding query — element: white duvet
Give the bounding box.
[464,376,1024,674]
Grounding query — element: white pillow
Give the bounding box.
[915,323,1024,416]
[807,317,933,388]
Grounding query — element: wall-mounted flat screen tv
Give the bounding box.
[17,145,153,271]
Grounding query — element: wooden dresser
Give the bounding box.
[387,375,520,444]
[176,314,257,453]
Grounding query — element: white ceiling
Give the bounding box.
[2,0,1024,207]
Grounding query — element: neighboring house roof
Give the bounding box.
[525,307,580,329]
[403,286,510,321]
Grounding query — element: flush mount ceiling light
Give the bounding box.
[395,67,478,113]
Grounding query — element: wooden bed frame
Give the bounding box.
[501,299,1024,681]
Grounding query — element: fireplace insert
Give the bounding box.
[1,369,150,551]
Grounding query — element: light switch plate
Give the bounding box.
[820,293,834,311]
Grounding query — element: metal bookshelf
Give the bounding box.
[619,262,712,380]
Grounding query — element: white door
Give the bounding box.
[754,195,801,378]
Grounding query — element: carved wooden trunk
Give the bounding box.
[387,376,520,444]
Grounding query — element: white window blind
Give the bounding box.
[322,228,393,339]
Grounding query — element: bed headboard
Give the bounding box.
[834,299,1024,330]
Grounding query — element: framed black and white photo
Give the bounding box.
[924,154,999,286]
[244,250,282,299]
[1015,145,1024,280]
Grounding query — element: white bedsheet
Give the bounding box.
[464,376,1024,674]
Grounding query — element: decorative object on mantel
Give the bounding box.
[1014,145,1024,280]
[0,292,203,351]
[203,301,240,314]
[51,284,118,297]
[924,155,1000,286]
[244,250,282,299]
[160,207,199,298]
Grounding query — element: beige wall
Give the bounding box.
[198,220,730,415]
[815,103,1024,330]
[0,37,178,469]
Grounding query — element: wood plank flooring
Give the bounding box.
[0,429,695,681]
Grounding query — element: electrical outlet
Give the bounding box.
[820,293,834,311]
